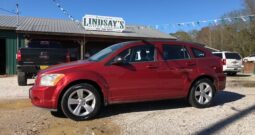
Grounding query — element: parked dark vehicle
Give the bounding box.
[17,41,79,86]
[30,40,226,121]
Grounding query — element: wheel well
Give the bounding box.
[187,75,215,97]
[56,80,105,111]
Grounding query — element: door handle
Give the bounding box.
[146,65,158,69]
[186,62,196,66]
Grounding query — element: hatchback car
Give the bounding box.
[30,41,226,121]
[212,51,243,76]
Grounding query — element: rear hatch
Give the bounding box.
[225,52,242,68]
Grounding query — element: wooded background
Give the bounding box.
[170,0,255,57]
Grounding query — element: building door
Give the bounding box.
[0,38,6,75]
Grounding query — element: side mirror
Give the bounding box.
[112,57,127,65]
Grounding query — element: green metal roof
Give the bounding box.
[0,15,176,40]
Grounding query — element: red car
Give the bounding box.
[30,40,226,121]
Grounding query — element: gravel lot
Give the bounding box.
[0,74,254,135]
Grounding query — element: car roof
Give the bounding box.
[142,40,205,46]
[213,51,240,54]
[129,40,207,49]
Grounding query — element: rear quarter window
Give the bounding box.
[213,53,223,58]
[225,53,241,60]
[191,48,206,58]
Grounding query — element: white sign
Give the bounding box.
[83,15,125,32]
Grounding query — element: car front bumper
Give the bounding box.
[29,85,58,109]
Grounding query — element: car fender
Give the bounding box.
[184,70,218,97]
[53,70,109,107]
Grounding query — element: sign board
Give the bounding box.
[83,15,125,32]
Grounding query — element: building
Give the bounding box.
[0,15,176,75]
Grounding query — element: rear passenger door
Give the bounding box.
[158,44,196,97]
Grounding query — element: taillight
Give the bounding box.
[16,50,21,62]
[222,59,226,65]
[66,49,70,62]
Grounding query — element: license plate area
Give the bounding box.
[40,65,49,70]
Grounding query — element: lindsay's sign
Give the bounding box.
[83,15,125,32]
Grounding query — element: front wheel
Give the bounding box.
[61,83,101,121]
[188,79,215,108]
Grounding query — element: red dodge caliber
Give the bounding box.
[30,40,226,121]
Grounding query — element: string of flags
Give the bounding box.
[149,14,255,30]
[52,0,255,32]
[52,0,79,23]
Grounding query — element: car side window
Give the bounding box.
[162,44,190,60]
[114,44,155,63]
[192,48,206,58]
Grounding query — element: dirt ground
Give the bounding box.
[0,74,254,135]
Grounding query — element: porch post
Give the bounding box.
[80,40,87,60]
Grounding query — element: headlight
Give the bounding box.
[40,74,65,86]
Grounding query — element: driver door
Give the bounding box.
[101,44,160,103]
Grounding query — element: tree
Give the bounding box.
[170,31,192,41]
[169,0,255,57]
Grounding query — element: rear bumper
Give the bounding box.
[215,73,226,91]
[17,65,39,73]
[223,66,242,73]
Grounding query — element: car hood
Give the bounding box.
[39,60,93,74]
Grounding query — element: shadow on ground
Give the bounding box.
[197,103,255,135]
[213,91,245,106]
[227,74,251,77]
[52,91,244,119]
[98,91,244,118]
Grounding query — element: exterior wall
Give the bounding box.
[0,30,24,75]
[243,62,255,74]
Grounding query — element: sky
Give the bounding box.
[0,0,244,33]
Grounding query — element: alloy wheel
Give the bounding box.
[67,89,96,116]
[194,82,213,105]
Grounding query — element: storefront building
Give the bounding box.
[0,15,176,75]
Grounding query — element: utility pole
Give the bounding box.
[16,0,20,50]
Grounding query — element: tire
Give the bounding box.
[18,72,27,86]
[227,72,237,76]
[50,110,66,118]
[61,83,101,121]
[188,78,215,108]
[231,72,237,76]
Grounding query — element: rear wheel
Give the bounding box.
[227,72,237,76]
[61,83,101,121]
[17,72,27,86]
[189,78,215,108]
[231,72,237,76]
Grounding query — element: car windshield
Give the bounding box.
[88,42,127,62]
[225,53,241,60]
